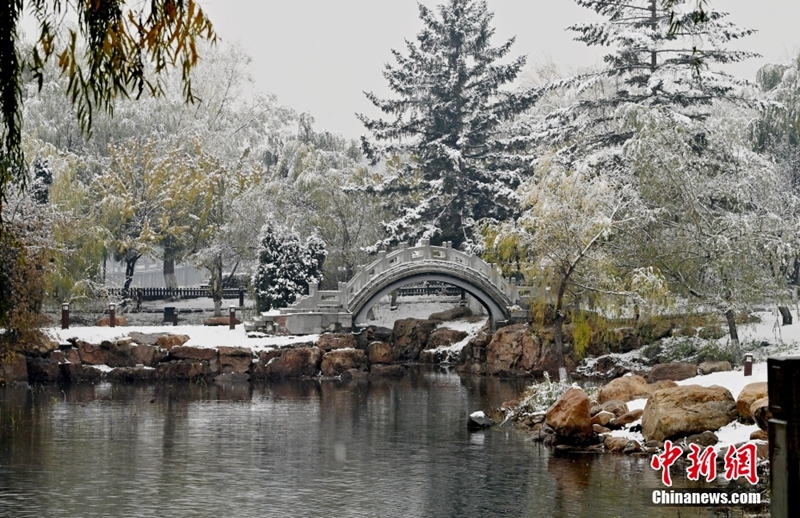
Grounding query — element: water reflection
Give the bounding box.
[0,372,751,517]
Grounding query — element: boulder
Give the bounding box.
[698,361,732,375]
[593,424,611,434]
[104,342,136,368]
[155,360,207,380]
[751,397,771,431]
[321,349,367,377]
[591,400,630,418]
[428,306,472,322]
[168,346,217,362]
[106,366,156,382]
[77,340,106,365]
[60,363,104,381]
[604,436,635,453]
[736,382,768,424]
[647,362,698,383]
[598,375,651,403]
[485,324,540,376]
[623,441,643,454]
[467,410,494,431]
[641,385,737,442]
[265,347,322,379]
[218,346,254,375]
[532,345,576,379]
[609,409,644,429]
[204,316,242,326]
[155,334,190,349]
[316,333,356,352]
[369,364,405,378]
[456,330,492,375]
[427,328,468,349]
[28,335,60,357]
[49,350,66,363]
[0,353,28,384]
[251,349,283,379]
[390,318,437,361]
[591,411,615,427]
[366,341,393,365]
[129,332,167,346]
[26,358,61,383]
[649,380,679,391]
[131,344,159,367]
[96,316,128,327]
[545,387,594,445]
[63,348,80,364]
[685,431,718,447]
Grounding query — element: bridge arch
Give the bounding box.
[348,262,512,328]
[272,240,526,335]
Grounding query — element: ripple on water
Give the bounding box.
[0,375,739,517]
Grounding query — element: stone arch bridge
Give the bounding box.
[254,239,533,335]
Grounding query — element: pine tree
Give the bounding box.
[359,0,536,250]
[536,0,756,154]
[252,225,327,312]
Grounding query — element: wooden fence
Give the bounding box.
[397,283,462,297]
[105,287,243,301]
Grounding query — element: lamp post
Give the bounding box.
[61,302,70,330]
[109,303,116,328]
[229,306,236,330]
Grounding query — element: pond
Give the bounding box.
[0,369,755,517]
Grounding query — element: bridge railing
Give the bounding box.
[283,282,348,312]
[344,238,519,305]
[280,239,531,317]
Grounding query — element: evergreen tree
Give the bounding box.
[252,225,327,312]
[536,0,756,155]
[359,0,537,250]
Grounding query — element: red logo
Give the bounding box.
[650,441,759,486]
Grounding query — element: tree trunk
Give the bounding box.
[209,254,223,317]
[553,280,568,381]
[123,251,140,298]
[649,0,657,72]
[163,257,178,291]
[724,308,740,361]
[779,306,793,326]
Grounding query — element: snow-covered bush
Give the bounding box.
[252,224,327,312]
[506,373,598,419]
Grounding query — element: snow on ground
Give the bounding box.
[606,310,800,450]
[44,295,484,355]
[45,324,318,353]
[366,294,476,327]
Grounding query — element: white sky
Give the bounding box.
[199,1,800,140]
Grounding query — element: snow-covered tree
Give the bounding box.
[359,0,537,250]
[92,138,210,296]
[252,225,327,312]
[533,0,756,162]
[626,106,797,354]
[750,56,800,286]
[487,159,645,379]
[1,1,215,232]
